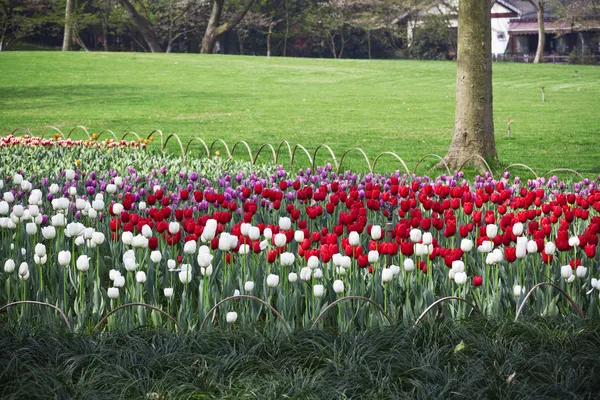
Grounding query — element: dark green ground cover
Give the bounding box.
[1,317,599,399]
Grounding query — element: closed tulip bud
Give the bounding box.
[545,242,556,255]
[168,222,180,234]
[18,262,28,276]
[114,275,125,287]
[561,265,573,279]
[49,184,59,194]
[248,226,260,240]
[422,232,433,245]
[183,240,196,254]
[238,244,250,255]
[279,217,291,230]
[313,269,323,279]
[280,252,295,266]
[371,225,382,241]
[516,244,527,259]
[473,275,483,286]
[576,265,587,278]
[340,256,351,269]
[300,267,312,281]
[58,251,71,267]
[21,180,32,192]
[3,192,14,203]
[41,226,56,240]
[294,230,305,243]
[141,225,153,238]
[266,274,279,287]
[74,236,85,246]
[197,251,214,268]
[114,177,123,187]
[368,250,379,263]
[51,213,66,227]
[448,269,456,280]
[527,240,538,254]
[313,284,325,297]
[404,258,415,272]
[486,224,498,239]
[4,259,15,273]
[414,243,427,256]
[138,201,146,211]
[241,223,251,236]
[13,173,23,184]
[124,257,138,272]
[163,288,174,298]
[150,251,162,263]
[0,201,8,215]
[34,243,46,258]
[28,204,39,217]
[167,259,177,270]
[349,231,360,246]
[513,285,523,297]
[567,274,576,283]
[226,311,238,323]
[178,266,193,283]
[234,290,241,297]
[288,272,298,283]
[263,228,273,240]
[307,255,319,269]
[332,253,342,266]
[92,200,105,211]
[568,236,580,247]
[274,233,287,247]
[75,198,86,210]
[200,265,213,276]
[460,239,474,252]
[259,240,268,251]
[92,232,105,245]
[454,271,468,285]
[382,268,393,283]
[390,264,400,275]
[107,287,119,299]
[121,231,133,245]
[512,222,524,236]
[25,222,37,235]
[65,169,75,180]
[333,279,345,294]
[76,255,90,272]
[109,269,121,280]
[136,271,147,283]
[409,228,422,243]
[244,281,255,292]
[451,260,465,273]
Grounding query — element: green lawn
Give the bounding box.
[1,51,599,176]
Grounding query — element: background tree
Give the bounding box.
[526,0,546,63]
[200,0,257,53]
[1,0,49,50]
[62,0,73,50]
[440,0,497,172]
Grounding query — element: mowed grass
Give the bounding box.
[0,51,599,175]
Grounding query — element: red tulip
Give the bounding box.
[473,276,483,287]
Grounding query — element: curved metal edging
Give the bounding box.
[209,139,233,159]
[372,151,411,175]
[200,295,290,331]
[0,301,72,331]
[231,140,254,162]
[93,302,182,333]
[184,137,211,158]
[10,127,34,137]
[543,168,584,180]
[121,131,141,142]
[291,144,313,169]
[312,144,339,172]
[338,147,373,174]
[47,126,66,139]
[147,130,164,147]
[276,141,293,165]
[311,295,392,329]
[253,143,277,165]
[162,133,185,157]
[502,163,539,179]
[413,296,480,327]
[413,153,450,176]
[66,125,91,139]
[457,155,494,178]
[95,129,119,141]
[514,282,584,322]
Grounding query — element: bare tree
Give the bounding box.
[439,0,498,172]
[62,0,74,50]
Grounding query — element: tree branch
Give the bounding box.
[215,0,257,35]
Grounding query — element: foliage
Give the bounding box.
[408,14,456,60]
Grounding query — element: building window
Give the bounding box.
[497,32,507,41]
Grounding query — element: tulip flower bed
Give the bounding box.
[1,140,600,333]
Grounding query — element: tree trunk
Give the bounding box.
[237,30,244,55]
[439,0,497,172]
[117,0,164,52]
[201,0,223,54]
[62,0,74,51]
[533,2,545,63]
[267,26,272,57]
[367,30,371,60]
[283,0,289,56]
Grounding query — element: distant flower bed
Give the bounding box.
[0,134,148,149]
[1,136,599,332]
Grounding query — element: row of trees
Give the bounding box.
[1,0,464,56]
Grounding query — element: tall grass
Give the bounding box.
[1,317,599,399]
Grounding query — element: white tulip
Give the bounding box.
[167,259,177,271]
[313,269,323,279]
[107,287,119,299]
[4,259,16,273]
[390,264,400,275]
[263,228,273,240]
[512,223,524,236]
[168,222,180,235]
[136,271,147,283]
[568,236,580,247]
[415,243,427,256]
[340,256,351,269]
[460,239,473,252]
[332,253,342,266]
[248,226,260,240]
[58,251,72,266]
[294,230,305,243]
[422,232,433,245]
[13,174,23,184]
[141,225,153,238]
[49,184,59,194]
[20,180,32,192]
[109,269,121,281]
[454,272,468,285]
[226,311,238,323]
[513,285,523,297]
[486,249,504,265]
[163,288,174,297]
[307,255,319,269]
[138,201,146,211]
[478,241,493,253]
[244,281,255,292]
[404,258,415,272]
[576,265,588,279]
[179,267,193,283]
[68,187,77,196]
[516,245,527,259]
[279,217,291,230]
[300,267,312,281]
[280,252,295,266]
[451,260,465,273]
[65,169,75,180]
[92,200,105,211]
[35,243,46,257]
[183,240,197,254]
[28,205,39,217]
[18,262,28,277]
[382,268,393,283]
[150,251,162,263]
[288,272,298,283]
[76,255,90,272]
[561,265,573,279]
[240,223,251,237]
[12,205,24,218]
[114,177,123,187]
[34,254,47,265]
[567,274,575,283]
[313,284,325,297]
[200,265,213,277]
[545,242,556,255]
[333,279,345,294]
[274,233,287,247]
[74,236,85,246]
[51,213,66,227]
[41,226,56,240]
[3,192,14,203]
[486,224,498,239]
[409,229,422,243]
[527,240,538,254]
[121,231,133,245]
[259,240,268,251]
[348,231,360,246]
[266,274,279,287]
[448,269,456,280]
[92,232,105,245]
[75,198,87,210]
[114,275,126,287]
[197,252,214,268]
[371,225,382,241]
[0,201,8,215]
[238,244,250,255]
[124,257,138,272]
[368,250,379,263]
